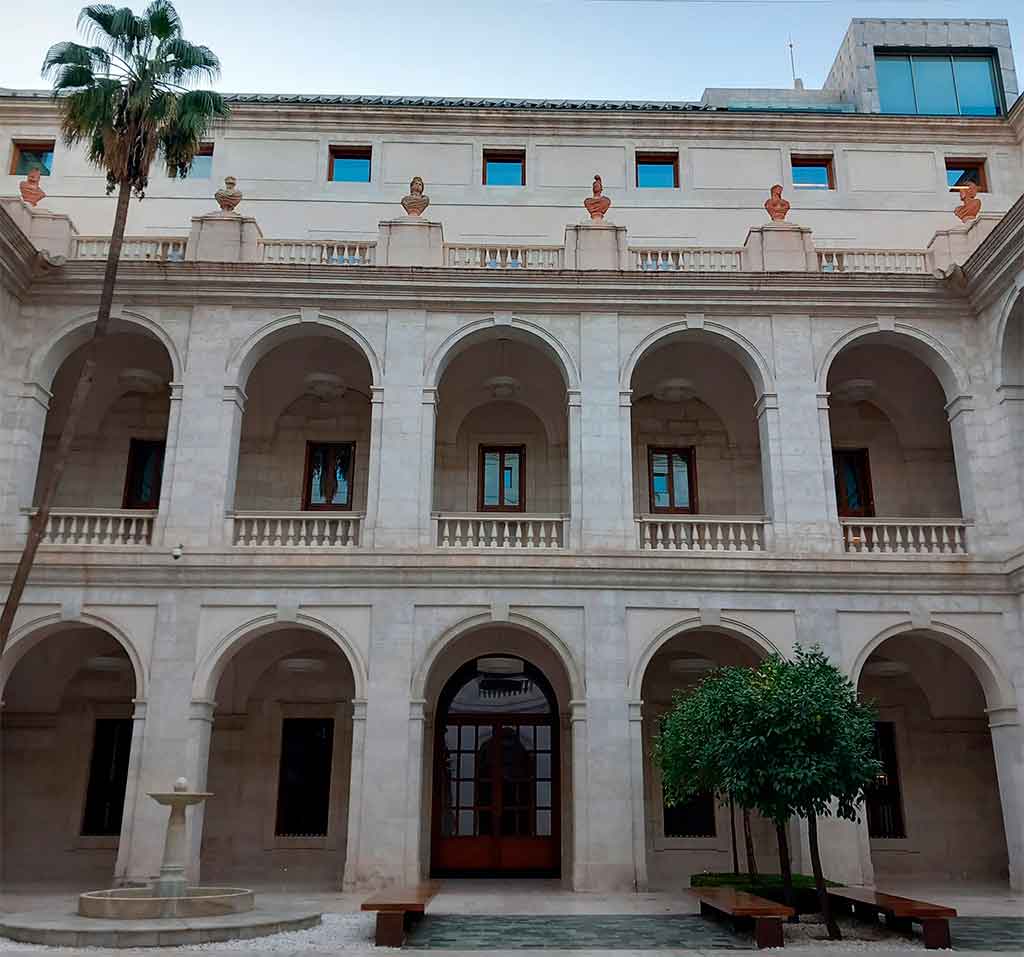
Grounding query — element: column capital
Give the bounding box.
[754,391,780,418]
[986,705,1021,729]
[945,393,975,422]
[131,698,148,720]
[817,391,831,411]
[421,387,438,407]
[409,698,427,721]
[168,381,184,402]
[569,699,587,722]
[221,384,247,412]
[567,389,582,409]
[188,698,217,724]
[352,697,368,721]
[618,389,633,408]
[18,380,52,411]
[628,699,644,722]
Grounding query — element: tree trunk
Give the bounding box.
[807,810,841,940]
[742,806,757,877]
[729,794,739,875]
[0,180,132,655]
[776,820,795,912]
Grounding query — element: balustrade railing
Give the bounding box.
[840,518,968,555]
[434,513,568,548]
[638,515,767,552]
[37,508,155,545]
[633,248,743,272]
[230,512,362,547]
[817,249,929,274]
[73,236,188,262]
[445,245,564,269]
[259,240,376,265]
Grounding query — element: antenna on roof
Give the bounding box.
[788,35,804,90]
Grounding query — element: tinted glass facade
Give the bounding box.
[876,52,1001,116]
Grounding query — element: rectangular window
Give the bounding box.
[303,442,354,510]
[636,152,679,188]
[866,722,906,839]
[648,447,697,513]
[945,157,987,192]
[328,146,371,182]
[172,142,213,179]
[479,446,525,511]
[791,155,835,190]
[122,439,165,510]
[275,718,334,838]
[833,448,874,518]
[483,149,526,186]
[10,140,55,176]
[663,787,716,838]
[876,51,1001,116]
[81,718,133,836]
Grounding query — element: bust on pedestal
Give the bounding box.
[378,176,444,266]
[741,185,816,271]
[564,173,629,269]
[186,176,262,262]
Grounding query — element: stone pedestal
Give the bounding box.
[927,213,1002,273]
[185,211,262,263]
[742,222,816,272]
[0,197,78,261]
[377,217,445,267]
[564,222,630,270]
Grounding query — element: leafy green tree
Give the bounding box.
[0,2,228,654]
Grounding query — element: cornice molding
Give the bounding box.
[965,193,1024,312]
[0,203,41,299]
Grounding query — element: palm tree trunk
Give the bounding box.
[776,820,795,911]
[0,180,132,655]
[742,806,757,877]
[807,810,841,940]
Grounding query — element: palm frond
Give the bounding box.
[145,0,181,41]
[42,41,111,77]
[158,38,221,83]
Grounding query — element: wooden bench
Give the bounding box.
[688,887,795,949]
[828,886,957,949]
[361,882,440,947]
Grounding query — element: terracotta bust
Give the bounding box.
[764,184,790,222]
[954,182,982,223]
[401,176,430,216]
[214,176,242,213]
[583,175,611,221]
[19,168,46,207]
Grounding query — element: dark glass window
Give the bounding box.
[303,442,353,509]
[11,141,55,176]
[791,156,834,190]
[663,788,716,838]
[122,439,165,509]
[479,446,524,511]
[81,718,133,836]
[275,718,334,837]
[636,152,679,188]
[648,447,696,513]
[946,158,987,192]
[876,52,1001,116]
[328,146,371,182]
[833,448,874,518]
[483,150,526,186]
[866,722,906,839]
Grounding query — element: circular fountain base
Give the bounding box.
[79,886,254,919]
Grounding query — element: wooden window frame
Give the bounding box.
[832,447,875,518]
[10,139,56,176]
[327,145,372,183]
[945,157,988,193]
[477,445,526,512]
[302,441,355,511]
[648,446,698,514]
[791,154,836,190]
[121,438,165,510]
[635,151,680,188]
[482,149,526,186]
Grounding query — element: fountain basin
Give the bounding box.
[79,887,254,919]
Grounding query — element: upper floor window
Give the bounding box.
[791,155,835,190]
[10,140,55,176]
[173,142,213,179]
[303,442,354,509]
[649,447,696,513]
[945,157,987,192]
[479,446,524,511]
[122,438,165,510]
[483,149,525,186]
[833,448,874,518]
[329,146,371,183]
[876,51,1002,116]
[636,152,679,188]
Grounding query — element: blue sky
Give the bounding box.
[2,1,1021,102]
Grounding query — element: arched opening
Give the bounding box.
[200,626,357,887]
[857,631,1010,887]
[630,334,767,550]
[1,625,138,885]
[230,334,374,547]
[31,331,174,543]
[639,627,775,889]
[432,334,569,548]
[421,624,575,879]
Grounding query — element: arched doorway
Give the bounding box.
[432,656,560,877]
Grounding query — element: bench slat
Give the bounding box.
[362,882,440,914]
[688,887,795,918]
[829,887,957,919]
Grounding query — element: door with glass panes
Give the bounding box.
[432,658,559,876]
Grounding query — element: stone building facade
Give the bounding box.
[0,18,1023,894]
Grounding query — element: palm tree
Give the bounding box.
[0,2,228,654]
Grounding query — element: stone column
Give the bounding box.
[620,391,638,548]
[152,382,184,547]
[361,388,384,547]
[113,698,149,884]
[570,699,588,889]
[403,699,428,884]
[628,699,648,890]
[342,698,367,890]
[418,389,438,548]
[1,382,50,542]
[946,394,983,547]
[566,391,583,550]
[184,699,216,883]
[988,706,1024,891]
